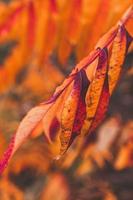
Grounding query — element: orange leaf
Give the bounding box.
[60,70,90,155]
[81,48,108,135]
[108,26,131,94]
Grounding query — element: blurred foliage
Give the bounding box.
[0,0,133,200]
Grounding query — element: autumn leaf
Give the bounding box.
[0,2,24,39]
[27,0,36,49]
[41,173,69,200]
[81,48,108,135]
[0,179,24,200]
[60,70,90,155]
[0,7,132,174]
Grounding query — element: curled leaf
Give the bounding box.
[81,48,108,135]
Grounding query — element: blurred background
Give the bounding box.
[0,0,133,199]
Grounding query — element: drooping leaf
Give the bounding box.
[110,28,132,94]
[81,48,108,135]
[60,70,90,155]
[27,0,36,48]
